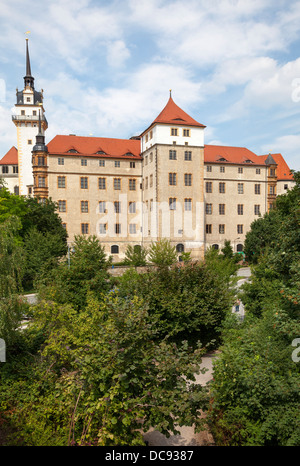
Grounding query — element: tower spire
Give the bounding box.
[24,38,34,89]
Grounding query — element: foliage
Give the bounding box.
[148,239,177,268]
[117,259,236,347]
[0,217,26,347]
[124,244,148,267]
[0,190,67,290]
[37,235,112,310]
[0,292,209,446]
[208,308,300,446]
[209,171,300,445]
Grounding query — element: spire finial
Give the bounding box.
[24,37,34,89]
[169,89,172,98]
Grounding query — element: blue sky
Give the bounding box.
[1,0,300,170]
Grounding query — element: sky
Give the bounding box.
[0,0,300,171]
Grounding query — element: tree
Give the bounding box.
[118,259,235,347]
[124,244,148,267]
[209,172,300,445]
[148,239,177,268]
[1,292,209,446]
[0,216,27,347]
[38,235,112,310]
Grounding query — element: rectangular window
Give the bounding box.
[184,198,192,211]
[81,159,87,166]
[58,157,64,165]
[13,165,18,174]
[171,128,178,136]
[38,156,45,166]
[80,177,88,189]
[206,224,212,234]
[58,176,66,188]
[237,224,243,234]
[28,139,32,145]
[58,200,66,212]
[150,152,153,162]
[38,177,46,187]
[256,168,261,174]
[115,223,121,234]
[150,174,153,187]
[269,185,276,195]
[145,177,148,189]
[219,224,225,234]
[129,179,136,191]
[99,201,106,213]
[237,204,244,215]
[206,182,212,193]
[129,201,136,213]
[99,223,107,235]
[219,204,225,215]
[2,166,8,174]
[254,205,261,215]
[81,223,89,234]
[237,183,244,194]
[206,203,212,214]
[183,129,190,137]
[238,167,243,173]
[219,182,225,193]
[270,168,276,176]
[220,166,225,173]
[114,178,121,190]
[184,151,192,161]
[81,201,89,213]
[169,150,177,160]
[130,161,135,168]
[169,198,176,210]
[255,184,261,194]
[206,165,212,172]
[184,173,192,186]
[115,161,120,168]
[169,173,177,186]
[98,177,106,190]
[99,160,105,167]
[129,223,137,234]
[114,201,121,213]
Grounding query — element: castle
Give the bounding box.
[0,40,295,260]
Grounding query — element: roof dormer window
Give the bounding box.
[67,149,78,153]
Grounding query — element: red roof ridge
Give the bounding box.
[0,146,18,165]
[141,96,205,136]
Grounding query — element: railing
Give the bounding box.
[12,114,48,124]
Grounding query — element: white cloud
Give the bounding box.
[106,41,131,68]
[261,134,300,170]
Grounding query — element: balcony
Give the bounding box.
[12,114,48,125]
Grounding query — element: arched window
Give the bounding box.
[176,243,184,253]
[111,245,119,254]
[212,244,219,250]
[236,244,243,252]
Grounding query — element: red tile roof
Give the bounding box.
[204,145,265,165]
[259,153,294,180]
[47,135,141,159]
[0,146,18,165]
[141,96,205,136]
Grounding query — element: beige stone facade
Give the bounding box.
[0,42,295,261]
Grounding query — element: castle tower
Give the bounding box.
[140,93,206,259]
[12,39,48,196]
[265,153,278,211]
[32,111,48,199]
